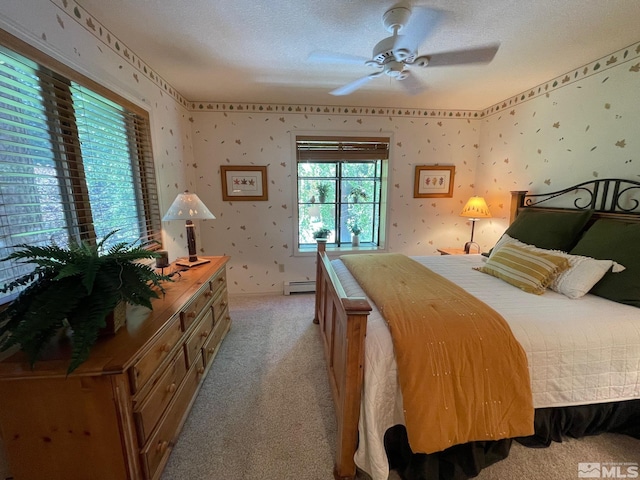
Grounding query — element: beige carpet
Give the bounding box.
[161,293,640,480]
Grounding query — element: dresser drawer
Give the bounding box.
[180,282,215,332]
[211,268,226,297]
[202,307,230,367]
[184,307,215,368]
[133,348,188,444]
[130,316,183,393]
[140,356,206,480]
[211,287,228,324]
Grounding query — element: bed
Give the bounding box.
[313,178,640,480]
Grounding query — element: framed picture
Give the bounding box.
[413,165,455,198]
[220,165,268,201]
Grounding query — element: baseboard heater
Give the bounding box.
[283,280,316,295]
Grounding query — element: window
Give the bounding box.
[0,36,161,303]
[295,135,389,250]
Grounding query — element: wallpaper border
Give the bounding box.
[188,103,479,119]
[50,0,190,108]
[480,41,640,117]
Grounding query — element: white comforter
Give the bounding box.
[332,254,640,480]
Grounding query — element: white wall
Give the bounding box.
[189,107,482,293]
[475,43,640,248]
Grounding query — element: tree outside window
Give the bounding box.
[295,136,389,249]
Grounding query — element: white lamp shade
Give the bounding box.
[460,196,491,219]
[162,191,216,221]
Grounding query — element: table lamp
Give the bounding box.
[162,191,216,267]
[459,196,491,254]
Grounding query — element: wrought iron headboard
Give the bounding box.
[510,178,640,223]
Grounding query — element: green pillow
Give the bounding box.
[570,219,640,308]
[504,208,593,251]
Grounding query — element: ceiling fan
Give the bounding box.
[308,3,500,96]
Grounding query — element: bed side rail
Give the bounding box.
[313,241,372,480]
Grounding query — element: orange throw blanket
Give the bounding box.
[341,253,534,454]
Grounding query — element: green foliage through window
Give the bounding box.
[0,43,161,303]
[296,136,389,248]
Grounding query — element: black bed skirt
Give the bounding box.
[384,399,640,480]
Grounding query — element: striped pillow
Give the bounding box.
[475,244,570,294]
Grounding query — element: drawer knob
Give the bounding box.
[208,347,215,355]
[156,440,168,453]
[159,343,172,353]
[187,311,197,319]
[204,290,213,298]
[166,383,177,393]
[220,301,227,309]
[201,330,210,338]
[197,366,205,375]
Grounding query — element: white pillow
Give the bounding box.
[491,235,625,299]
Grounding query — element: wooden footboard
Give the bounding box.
[313,241,372,480]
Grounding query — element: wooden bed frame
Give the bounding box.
[313,178,640,480]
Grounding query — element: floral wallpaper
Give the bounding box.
[474,44,640,248]
[188,41,639,294]
[190,110,481,293]
[0,0,637,296]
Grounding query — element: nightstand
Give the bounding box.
[437,247,471,255]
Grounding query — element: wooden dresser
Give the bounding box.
[0,257,230,480]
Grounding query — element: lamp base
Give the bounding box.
[463,241,480,254]
[175,257,211,268]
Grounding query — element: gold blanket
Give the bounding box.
[341,253,534,454]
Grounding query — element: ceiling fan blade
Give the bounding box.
[425,43,500,67]
[399,71,427,96]
[308,50,371,66]
[394,7,442,57]
[329,72,383,96]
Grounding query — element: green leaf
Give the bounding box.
[0,229,172,373]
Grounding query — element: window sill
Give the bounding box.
[295,243,386,257]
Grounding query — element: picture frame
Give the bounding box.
[413,165,455,198]
[220,165,268,201]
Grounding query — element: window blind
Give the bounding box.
[296,135,390,161]
[0,41,161,302]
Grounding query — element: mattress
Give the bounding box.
[332,254,640,480]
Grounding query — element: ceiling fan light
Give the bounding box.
[413,55,430,67]
[385,61,406,77]
[318,4,496,97]
[394,47,412,61]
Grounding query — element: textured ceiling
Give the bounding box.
[76,0,640,110]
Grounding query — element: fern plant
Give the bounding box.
[348,186,368,203]
[0,231,170,373]
[312,227,332,239]
[347,221,362,236]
